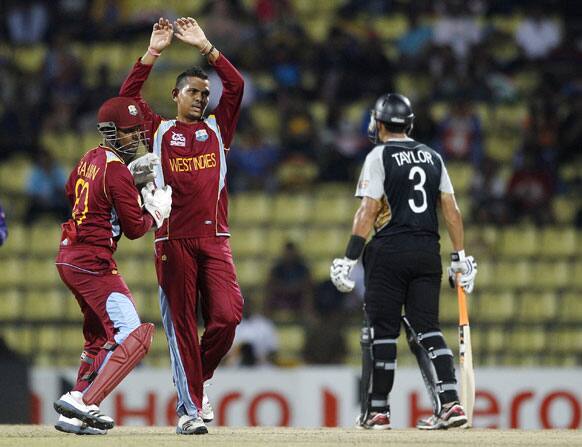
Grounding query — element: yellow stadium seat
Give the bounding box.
[509,327,545,353]
[272,194,312,225]
[236,258,268,289]
[447,162,473,194]
[230,193,271,225]
[116,233,154,257]
[251,103,280,135]
[474,291,516,322]
[277,325,305,357]
[530,261,572,289]
[118,257,158,289]
[1,326,34,356]
[0,288,23,319]
[13,44,46,71]
[0,258,25,287]
[312,195,356,225]
[440,292,460,324]
[372,14,409,40]
[29,223,62,256]
[1,222,27,255]
[26,289,65,320]
[25,258,60,288]
[475,259,494,289]
[573,261,582,289]
[303,16,333,42]
[230,227,265,257]
[553,329,582,352]
[493,260,532,289]
[553,196,578,224]
[539,227,577,257]
[60,327,84,353]
[559,292,582,322]
[0,156,29,193]
[301,227,346,258]
[517,291,557,322]
[497,226,538,257]
[484,328,506,353]
[312,257,334,282]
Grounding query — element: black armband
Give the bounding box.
[345,235,366,260]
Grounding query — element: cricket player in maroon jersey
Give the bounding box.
[52,96,172,435]
[119,17,244,435]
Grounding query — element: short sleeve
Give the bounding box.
[355,146,385,200]
[437,153,454,194]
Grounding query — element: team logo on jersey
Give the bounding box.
[170,131,186,147]
[195,129,208,142]
[127,105,138,116]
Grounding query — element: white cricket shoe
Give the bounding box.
[54,414,107,435]
[176,414,208,435]
[53,391,114,430]
[417,402,467,430]
[202,382,214,423]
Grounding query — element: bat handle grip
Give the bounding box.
[457,273,469,325]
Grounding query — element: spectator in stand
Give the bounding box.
[228,126,280,193]
[470,156,509,224]
[228,297,278,366]
[432,1,482,64]
[507,145,555,225]
[5,0,49,45]
[265,241,313,320]
[24,149,69,224]
[435,98,484,165]
[515,5,561,61]
[398,8,433,72]
[41,33,85,133]
[558,91,582,164]
[0,202,7,246]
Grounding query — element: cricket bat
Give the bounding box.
[457,274,475,427]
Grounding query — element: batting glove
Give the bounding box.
[448,251,477,294]
[128,153,160,185]
[330,257,357,293]
[141,182,172,229]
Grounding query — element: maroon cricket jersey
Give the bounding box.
[119,54,244,240]
[62,146,154,253]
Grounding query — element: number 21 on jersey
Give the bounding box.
[73,178,90,224]
[408,166,427,213]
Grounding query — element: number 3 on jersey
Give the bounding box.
[73,178,90,224]
[408,166,427,213]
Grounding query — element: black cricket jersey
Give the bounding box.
[355,138,454,241]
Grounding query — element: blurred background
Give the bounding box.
[0,0,581,418]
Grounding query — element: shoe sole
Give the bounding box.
[417,416,468,430]
[54,422,106,436]
[176,426,209,435]
[202,417,214,423]
[53,401,114,431]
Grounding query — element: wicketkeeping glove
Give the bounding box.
[330,257,357,293]
[128,153,160,185]
[141,182,172,229]
[447,251,477,294]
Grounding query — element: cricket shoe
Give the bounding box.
[54,415,107,435]
[417,402,467,430]
[202,382,214,423]
[54,391,114,430]
[176,415,208,435]
[356,412,391,430]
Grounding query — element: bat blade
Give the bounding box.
[459,323,475,427]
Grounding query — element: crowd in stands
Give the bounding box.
[1,0,581,365]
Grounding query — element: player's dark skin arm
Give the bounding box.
[440,192,464,252]
[351,196,382,239]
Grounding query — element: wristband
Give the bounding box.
[451,250,466,262]
[200,40,212,55]
[147,47,161,57]
[204,45,216,57]
[345,235,366,260]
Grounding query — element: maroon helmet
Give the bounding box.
[97,97,147,159]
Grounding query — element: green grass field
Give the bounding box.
[0,426,581,447]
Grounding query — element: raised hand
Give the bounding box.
[149,17,173,53]
[173,17,209,51]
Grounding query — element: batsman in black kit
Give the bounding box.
[330,94,478,430]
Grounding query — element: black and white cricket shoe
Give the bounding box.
[176,415,208,435]
[54,415,107,435]
[53,391,114,430]
[202,382,214,423]
[417,402,467,430]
